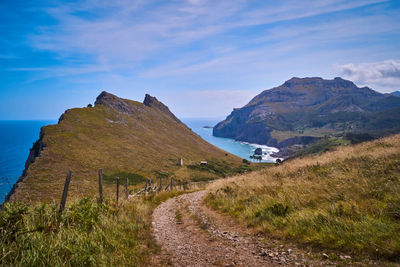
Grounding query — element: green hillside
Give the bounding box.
[214,77,400,156]
[11,92,243,203]
[206,134,400,263]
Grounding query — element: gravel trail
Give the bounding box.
[152,191,281,267]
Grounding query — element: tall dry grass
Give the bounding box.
[206,134,400,261]
[0,191,182,266]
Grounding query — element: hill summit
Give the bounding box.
[214,77,400,151]
[10,92,242,203]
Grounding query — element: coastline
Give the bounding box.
[2,129,45,206]
[1,118,280,206]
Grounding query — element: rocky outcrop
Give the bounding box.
[95,91,137,114]
[143,94,182,123]
[94,91,182,124]
[214,77,400,150]
[254,148,262,155]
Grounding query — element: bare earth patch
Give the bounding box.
[152,191,331,267]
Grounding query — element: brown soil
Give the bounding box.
[152,191,329,267]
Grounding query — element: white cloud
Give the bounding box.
[335,59,400,92]
[27,0,391,78]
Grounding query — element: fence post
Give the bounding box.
[148,178,151,191]
[116,177,120,203]
[171,178,174,191]
[59,170,72,213]
[159,177,162,191]
[125,177,129,199]
[98,168,103,204]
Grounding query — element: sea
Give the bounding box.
[0,118,278,204]
[0,120,57,203]
[182,118,279,163]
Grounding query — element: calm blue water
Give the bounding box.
[0,118,278,204]
[0,120,56,203]
[182,118,279,163]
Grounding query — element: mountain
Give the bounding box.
[214,77,400,150]
[392,91,400,97]
[9,92,242,203]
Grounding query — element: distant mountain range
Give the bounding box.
[214,77,400,153]
[392,91,400,97]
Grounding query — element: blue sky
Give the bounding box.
[1,0,400,120]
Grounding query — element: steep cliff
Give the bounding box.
[214,77,400,148]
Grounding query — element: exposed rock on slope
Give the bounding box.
[214,77,400,148]
[11,92,241,203]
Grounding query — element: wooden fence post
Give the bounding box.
[171,178,174,191]
[59,170,72,213]
[159,177,162,191]
[125,177,129,199]
[116,177,120,203]
[165,181,170,191]
[98,168,103,204]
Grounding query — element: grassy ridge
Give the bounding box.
[13,94,243,203]
[0,192,181,266]
[206,134,400,261]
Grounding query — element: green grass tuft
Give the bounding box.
[206,134,400,262]
[0,191,181,266]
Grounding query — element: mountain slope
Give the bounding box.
[10,92,242,203]
[206,133,400,262]
[214,77,400,149]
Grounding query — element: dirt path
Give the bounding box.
[152,191,321,267]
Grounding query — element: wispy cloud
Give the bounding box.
[27,0,393,78]
[2,0,400,119]
[335,59,400,92]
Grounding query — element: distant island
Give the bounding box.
[214,77,400,157]
[203,126,214,129]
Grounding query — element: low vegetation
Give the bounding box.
[102,171,147,185]
[0,192,181,266]
[186,161,271,180]
[291,136,350,158]
[206,134,400,262]
[13,92,242,203]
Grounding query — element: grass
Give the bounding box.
[0,191,182,266]
[102,171,147,185]
[12,93,243,203]
[192,213,210,231]
[205,134,400,262]
[175,210,183,224]
[291,136,350,158]
[186,161,273,181]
